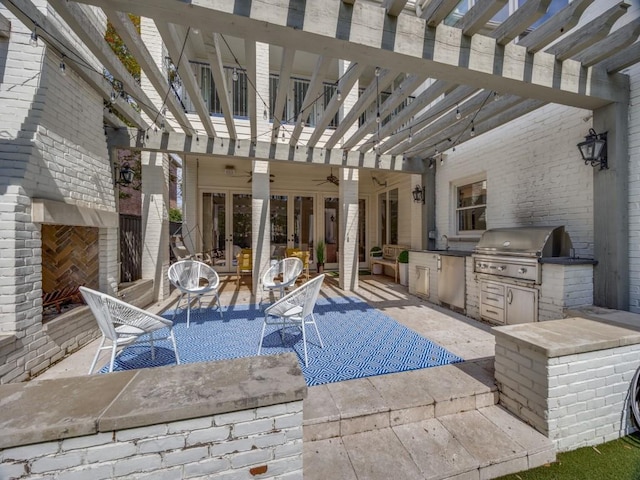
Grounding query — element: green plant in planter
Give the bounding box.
[397,250,409,264]
[316,240,326,266]
[370,246,383,257]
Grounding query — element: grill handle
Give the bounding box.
[507,289,513,304]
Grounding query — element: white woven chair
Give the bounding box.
[168,259,223,327]
[257,274,325,366]
[80,286,180,374]
[261,257,303,301]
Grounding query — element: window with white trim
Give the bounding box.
[456,180,487,234]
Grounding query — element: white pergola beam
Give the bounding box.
[517,0,594,53]
[342,73,426,150]
[382,0,408,17]
[0,11,10,38]
[490,0,552,45]
[308,62,366,147]
[71,0,629,108]
[290,55,332,145]
[599,42,640,74]
[271,47,295,143]
[545,2,629,61]
[2,0,147,129]
[571,18,640,68]
[244,40,258,142]
[103,9,193,134]
[418,0,459,27]
[453,0,508,37]
[200,33,237,139]
[108,129,426,173]
[156,21,217,137]
[325,67,398,149]
[48,0,170,131]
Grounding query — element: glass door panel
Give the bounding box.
[202,192,227,269]
[294,196,314,258]
[358,198,366,263]
[270,195,288,259]
[232,193,252,251]
[324,197,339,267]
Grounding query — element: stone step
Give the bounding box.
[303,359,498,441]
[304,405,556,480]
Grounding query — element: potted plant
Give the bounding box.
[370,246,383,275]
[316,240,325,273]
[398,250,409,286]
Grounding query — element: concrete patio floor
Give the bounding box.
[37,273,554,479]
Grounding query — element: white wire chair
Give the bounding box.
[168,259,223,327]
[261,257,304,301]
[257,274,325,366]
[80,286,180,374]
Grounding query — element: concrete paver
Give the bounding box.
[303,437,358,480]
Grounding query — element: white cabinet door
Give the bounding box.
[505,285,538,324]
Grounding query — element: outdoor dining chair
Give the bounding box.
[80,286,180,374]
[261,256,303,301]
[286,248,310,282]
[257,274,325,367]
[168,259,224,327]
[236,248,252,286]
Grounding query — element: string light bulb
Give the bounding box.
[374,66,380,77]
[336,90,342,102]
[408,129,413,143]
[493,91,500,102]
[455,105,461,120]
[59,56,66,75]
[263,107,268,120]
[376,111,381,124]
[470,122,475,137]
[232,68,238,82]
[29,27,38,47]
[110,88,117,103]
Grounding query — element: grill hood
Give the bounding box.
[474,226,573,258]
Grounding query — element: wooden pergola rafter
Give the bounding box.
[17,0,639,169]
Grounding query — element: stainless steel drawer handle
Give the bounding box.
[487,296,498,302]
[487,309,498,314]
[507,290,513,304]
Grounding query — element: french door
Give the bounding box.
[270,194,314,260]
[201,191,252,273]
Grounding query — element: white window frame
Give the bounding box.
[452,174,487,236]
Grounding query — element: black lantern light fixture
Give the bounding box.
[412,184,425,204]
[577,128,608,170]
[115,162,135,186]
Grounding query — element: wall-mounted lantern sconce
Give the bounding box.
[412,185,425,204]
[577,128,608,170]
[115,162,135,186]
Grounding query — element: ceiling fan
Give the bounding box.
[245,171,275,183]
[314,168,339,186]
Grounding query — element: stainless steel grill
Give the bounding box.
[473,226,572,284]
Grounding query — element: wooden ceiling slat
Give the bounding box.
[599,42,640,73]
[104,9,193,134]
[49,0,168,130]
[324,68,399,150]
[544,2,629,61]
[200,33,237,139]
[517,0,594,53]
[490,0,552,45]
[453,0,508,37]
[6,0,147,129]
[155,22,216,137]
[308,62,366,148]
[342,73,426,150]
[572,19,640,67]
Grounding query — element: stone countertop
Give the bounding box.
[492,317,640,358]
[0,353,306,449]
[410,250,474,257]
[539,257,597,265]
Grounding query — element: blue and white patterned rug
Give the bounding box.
[100,296,463,386]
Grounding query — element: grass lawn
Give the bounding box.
[497,433,640,480]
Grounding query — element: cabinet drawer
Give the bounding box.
[481,290,504,309]
[481,281,504,295]
[481,303,505,324]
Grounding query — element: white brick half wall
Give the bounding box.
[494,319,640,452]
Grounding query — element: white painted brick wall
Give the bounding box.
[0,400,304,479]
[435,104,593,257]
[496,335,638,452]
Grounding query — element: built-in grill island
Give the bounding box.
[473,226,574,325]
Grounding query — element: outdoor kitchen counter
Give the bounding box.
[0,353,306,449]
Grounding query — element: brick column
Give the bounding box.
[141,151,170,300]
[339,168,359,291]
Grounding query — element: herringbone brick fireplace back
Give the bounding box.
[42,225,99,294]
